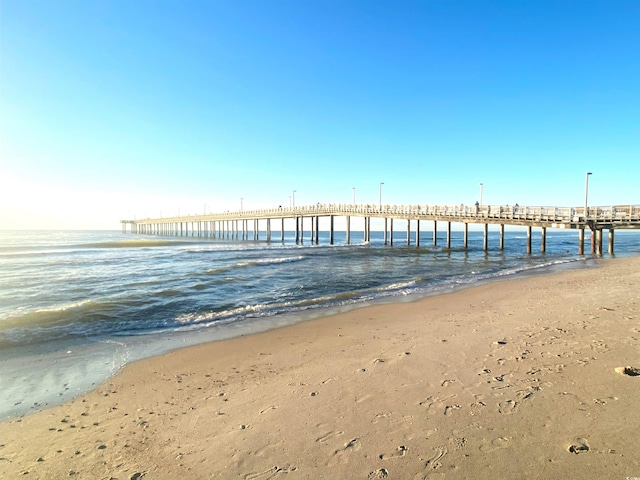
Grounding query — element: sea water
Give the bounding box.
[1,228,638,419]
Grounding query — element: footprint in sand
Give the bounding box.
[244,466,297,479]
[498,400,518,414]
[615,366,640,376]
[515,389,535,401]
[420,395,455,416]
[469,400,487,416]
[593,396,618,405]
[329,438,361,466]
[590,340,610,353]
[568,438,590,454]
[259,406,278,414]
[444,405,461,416]
[418,396,438,416]
[316,430,344,443]
[368,469,389,479]
[423,446,447,470]
[379,445,408,460]
[479,437,510,453]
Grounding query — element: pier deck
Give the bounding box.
[122,203,640,255]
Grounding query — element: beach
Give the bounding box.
[1,256,639,479]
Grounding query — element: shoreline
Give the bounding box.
[2,256,639,478]
[0,252,598,422]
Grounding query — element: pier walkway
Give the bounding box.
[122,203,640,255]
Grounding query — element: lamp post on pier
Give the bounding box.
[379,182,384,210]
[584,171,592,220]
[352,187,356,204]
[479,183,483,206]
[241,198,244,212]
[292,190,296,208]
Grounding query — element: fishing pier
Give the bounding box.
[121,203,640,255]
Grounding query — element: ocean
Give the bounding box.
[1,228,638,420]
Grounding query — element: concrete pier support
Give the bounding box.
[315,216,319,244]
[483,224,489,251]
[591,231,596,254]
[416,220,420,247]
[407,220,411,246]
[527,226,532,254]
[295,217,300,243]
[329,216,334,244]
[608,229,615,254]
[346,216,351,244]
[433,221,437,247]
[446,222,451,249]
[541,227,546,253]
[267,219,271,242]
[463,223,468,249]
[383,218,388,245]
[596,229,603,255]
[578,228,585,255]
[390,219,394,246]
[499,224,505,250]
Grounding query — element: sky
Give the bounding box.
[1,0,638,230]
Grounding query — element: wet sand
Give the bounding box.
[2,257,639,479]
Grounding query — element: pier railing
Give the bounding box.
[121,203,639,255]
[127,203,640,227]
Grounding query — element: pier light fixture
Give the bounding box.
[584,171,592,220]
[479,183,483,206]
[241,198,244,212]
[379,182,384,210]
[293,190,297,207]
[352,187,356,204]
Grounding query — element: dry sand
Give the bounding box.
[2,257,639,479]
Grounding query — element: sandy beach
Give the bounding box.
[2,256,639,479]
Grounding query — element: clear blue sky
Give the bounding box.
[1,0,638,229]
